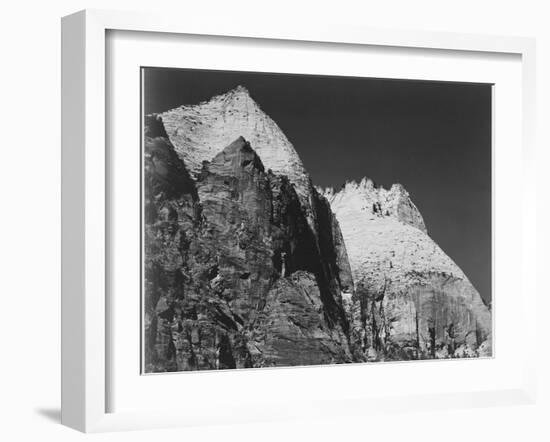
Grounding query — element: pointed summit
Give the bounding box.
[229,84,251,96]
[219,85,255,106]
[156,86,312,219]
[358,176,376,191]
[221,135,249,151]
[207,136,265,177]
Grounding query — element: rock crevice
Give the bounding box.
[144,121,352,372]
[143,87,492,371]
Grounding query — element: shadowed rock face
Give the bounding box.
[144,87,491,371]
[157,87,354,281]
[159,86,312,223]
[250,271,352,367]
[143,123,351,372]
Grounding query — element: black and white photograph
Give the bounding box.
[142,68,492,373]
[3,1,548,439]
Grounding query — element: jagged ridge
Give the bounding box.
[319,177,427,233]
[323,176,491,360]
[144,85,492,368]
[143,122,353,371]
[156,85,312,215]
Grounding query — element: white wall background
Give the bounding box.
[0,1,548,440]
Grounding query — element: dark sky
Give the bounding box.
[143,68,492,304]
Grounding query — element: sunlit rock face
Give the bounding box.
[159,86,312,218]
[322,179,492,360]
[155,86,353,317]
[143,86,491,372]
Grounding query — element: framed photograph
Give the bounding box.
[61,9,537,432]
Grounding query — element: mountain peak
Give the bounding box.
[213,85,256,108]
[156,86,312,222]
[324,177,427,233]
[226,135,248,148]
[228,84,251,96]
[207,136,265,176]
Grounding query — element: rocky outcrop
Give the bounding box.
[321,178,426,233]
[158,86,311,217]
[143,125,352,372]
[143,86,491,372]
[323,179,492,360]
[153,85,353,310]
[249,271,352,367]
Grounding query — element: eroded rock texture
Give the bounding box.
[322,178,492,361]
[144,86,491,372]
[159,86,312,221]
[250,271,352,367]
[143,118,351,372]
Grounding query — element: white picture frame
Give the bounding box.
[61,9,537,433]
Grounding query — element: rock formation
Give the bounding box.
[143,113,351,372]
[321,179,492,361]
[159,86,313,222]
[143,86,491,372]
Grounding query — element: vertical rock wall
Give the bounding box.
[324,179,492,361]
[143,86,492,371]
[143,121,352,372]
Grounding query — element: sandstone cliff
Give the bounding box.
[143,86,492,371]
[322,179,492,360]
[158,85,352,306]
[159,86,312,218]
[143,118,352,371]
